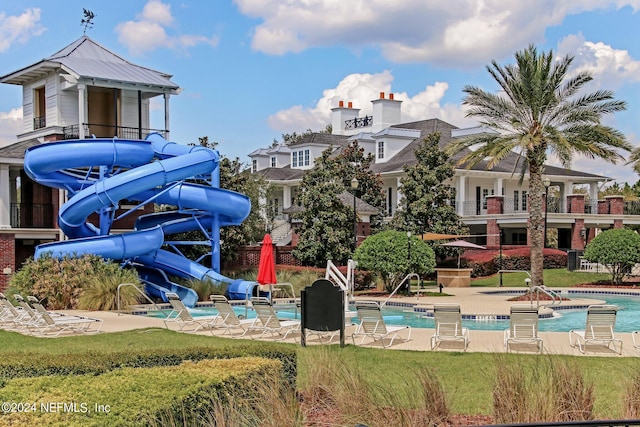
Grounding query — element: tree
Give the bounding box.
[583,229,640,284]
[292,149,353,267]
[354,230,435,292]
[292,140,385,266]
[445,44,630,287]
[392,133,468,258]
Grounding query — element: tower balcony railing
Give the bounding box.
[458,197,639,216]
[344,116,373,130]
[63,124,167,140]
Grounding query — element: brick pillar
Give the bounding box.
[486,195,504,214]
[597,200,608,214]
[606,195,624,215]
[0,234,15,290]
[566,194,585,214]
[485,196,503,249]
[571,219,586,250]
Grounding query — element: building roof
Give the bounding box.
[0,36,178,91]
[283,191,380,215]
[0,138,38,159]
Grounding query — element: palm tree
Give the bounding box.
[446,44,630,287]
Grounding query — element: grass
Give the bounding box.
[471,269,611,288]
[0,328,637,419]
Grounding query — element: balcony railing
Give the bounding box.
[459,197,640,216]
[63,124,167,140]
[33,116,46,130]
[10,203,54,228]
[625,200,640,215]
[344,116,373,130]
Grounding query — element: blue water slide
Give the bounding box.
[23,135,253,307]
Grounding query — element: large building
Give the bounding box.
[0,36,179,289]
[250,92,640,249]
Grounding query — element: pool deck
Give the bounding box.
[60,286,640,357]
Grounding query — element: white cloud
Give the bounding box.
[115,0,219,55]
[557,34,640,89]
[267,71,474,132]
[0,8,45,53]
[234,0,640,67]
[0,107,22,148]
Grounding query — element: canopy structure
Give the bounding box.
[440,240,486,268]
[420,232,470,241]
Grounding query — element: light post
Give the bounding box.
[499,227,503,287]
[351,177,359,252]
[543,178,551,248]
[406,231,412,273]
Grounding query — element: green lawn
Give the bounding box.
[471,268,611,288]
[0,327,636,418]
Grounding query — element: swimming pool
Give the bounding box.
[149,291,640,333]
[380,292,640,333]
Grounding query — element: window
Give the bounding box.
[292,150,310,168]
[270,156,276,167]
[33,86,46,129]
[514,190,519,211]
[252,159,257,172]
[377,141,384,159]
[522,191,528,211]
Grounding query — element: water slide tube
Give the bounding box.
[24,134,254,307]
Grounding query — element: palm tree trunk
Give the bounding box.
[528,162,545,288]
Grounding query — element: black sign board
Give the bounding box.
[300,278,345,347]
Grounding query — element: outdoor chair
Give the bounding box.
[163,292,219,332]
[0,293,29,329]
[569,305,622,354]
[209,294,256,336]
[26,296,103,336]
[247,297,301,341]
[504,304,543,353]
[430,303,469,351]
[352,301,411,348]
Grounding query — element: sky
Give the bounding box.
[0,1,640,184]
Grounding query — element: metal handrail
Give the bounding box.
[530,285,561,308]
[117,282,161,315]
[381,273,420,307]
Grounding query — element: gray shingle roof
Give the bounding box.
[1,36,178,90]
[0,138,38,159]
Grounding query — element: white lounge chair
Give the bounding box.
[209,294,256,336]
[569,305,622,354]
[0,293,29,329]
[430,303,469,351]
[352,301,411,348]
[25,296,103,336]
[163,292,219,332]
[504,304,543,353]
[248,297,301,341]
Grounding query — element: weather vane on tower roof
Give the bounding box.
[81,9,95,35]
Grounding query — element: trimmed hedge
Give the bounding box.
[0,357,282,427]
[0,344,297,388]
[464,248,567,277]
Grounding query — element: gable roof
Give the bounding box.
[1,36,178,91]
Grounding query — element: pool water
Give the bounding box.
[380,293,640,333]
[150,293,640,333]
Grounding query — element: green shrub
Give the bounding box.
[0,358,284,427]
[78,266,142,310]
[7,254,139,310]
[584,228,640,284]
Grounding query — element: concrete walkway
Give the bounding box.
[62,286,640,357]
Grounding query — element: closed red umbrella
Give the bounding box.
[257,234,277,286]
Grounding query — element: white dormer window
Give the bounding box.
[377,141,384,159]
[291,149,310,168]
[271,156,276,167]
[252,159,257,172]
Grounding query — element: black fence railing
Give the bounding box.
[62,124,167,140]
[625,200,640,215]
[33,116,46,130]
[10,203,54,228]
[344,116,373,129]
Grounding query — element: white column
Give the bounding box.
[395,177,403,214]
[457,175,466,216]
[78,84,86,139]
[589,182,598,201]
[282,185,291,209]
[496,178,503,196]
[0,165,10,227]
[164,93,170,140]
